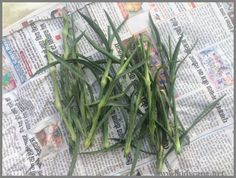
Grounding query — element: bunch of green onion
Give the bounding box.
[34,10,225,176]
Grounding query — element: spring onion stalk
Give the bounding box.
[156,144,164,172]
[124,85,143,156]
[102,118,110,149]
[146,41,156,145]
[135,34,156,145]
[46,44,76,142]
[169,34,183,153]
[84,55,140,148]
[62,14,70,60]
[100,59,112,95]
[81,15,140,148]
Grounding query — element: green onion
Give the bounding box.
[33,11,225,175]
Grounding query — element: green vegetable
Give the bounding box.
[33,11,225,176]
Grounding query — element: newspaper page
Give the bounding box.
[2,2,234,176]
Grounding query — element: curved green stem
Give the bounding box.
[47,48,76,142]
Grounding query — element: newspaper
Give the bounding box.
[2,2,234,176]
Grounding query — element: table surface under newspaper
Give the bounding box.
[2,2,234,176]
